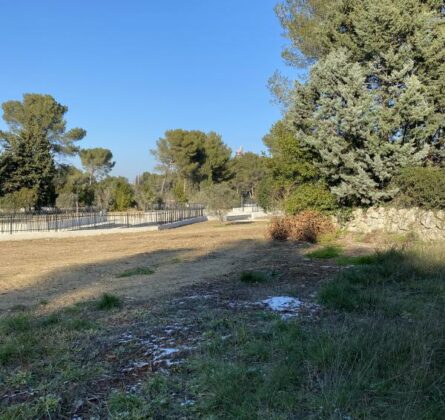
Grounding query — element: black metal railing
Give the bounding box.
[0,205,204,234]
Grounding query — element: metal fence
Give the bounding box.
[0,205,204,234]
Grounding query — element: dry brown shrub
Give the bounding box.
[268,211,335,243]
[268,217,290,241]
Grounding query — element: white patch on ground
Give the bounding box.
[182,294,214,300]
[133,361,150,369]
[257,296,320,319]
[153,347,179,360]
[119,322,202,373]
[261,296,302,312]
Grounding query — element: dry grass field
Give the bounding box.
[0,222,269,312]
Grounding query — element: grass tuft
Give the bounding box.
[96,293,122,310]
[335,253,379,265]
[1,314,32,334]
[117,266,155,278]
[307,245,342,259]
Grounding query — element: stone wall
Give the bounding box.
[345,207,445,240]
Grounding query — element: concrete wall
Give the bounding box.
[345,207,445,240]
[157,216,207,230]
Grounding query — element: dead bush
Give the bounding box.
[268,211,335,243]
[268,217,290,241]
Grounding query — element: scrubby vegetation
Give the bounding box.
[393,167,445,210]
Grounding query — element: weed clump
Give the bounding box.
[240,271,270,284]
[96,293,122,310]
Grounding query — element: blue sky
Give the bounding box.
[0,0,300,180]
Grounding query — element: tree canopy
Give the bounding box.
[151,129,232,194]
[80,147,115,184]
[276,0,445,205]
[0,94,86,208]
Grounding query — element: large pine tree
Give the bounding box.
[277,0,445,205]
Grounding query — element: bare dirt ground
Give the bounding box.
[0,221,281,312]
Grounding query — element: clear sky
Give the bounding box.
[0,0,300,181]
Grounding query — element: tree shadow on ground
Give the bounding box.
[0,233,353,313]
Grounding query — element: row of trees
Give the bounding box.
[148,129,266,209]
[0,95,268,212]
[141,0,444,214]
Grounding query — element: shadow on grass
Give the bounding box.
[187,243,445,419]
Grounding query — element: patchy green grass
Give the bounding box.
[307,245,343,259]
[116,266,155,278]
[239,270,270,284]
[0,303,106,418]
[335,253,379,266]
[96,293,122,310]
[106,374,188,418]
[157,243,444,419]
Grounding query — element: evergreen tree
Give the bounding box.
[152,129,233,197]
[134,172,164,209]
[0,132,56,207]
[200,132,232,184]
[263,120,317,186]
[288,49,429,205]
[80,148,115,184]
[230,152,266,199]
[55,165,94,209]
[152,129,206,193]
[276,0,444,204]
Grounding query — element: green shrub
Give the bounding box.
[191,182,239,220]
[0,188,38,211]
[1,314,32,334]
[393,167,445,209]
[284,182,337,215]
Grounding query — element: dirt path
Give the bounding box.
[0,222,270,311]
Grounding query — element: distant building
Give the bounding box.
[235,146,244,157]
